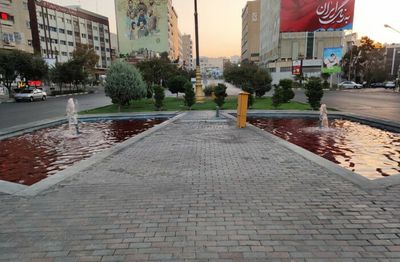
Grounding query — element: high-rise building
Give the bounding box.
[0,0,33,53]
[259,0,349,83]
[115,0,181,61]
[181,34,193,70]
[27,0,112,69]
[241,0,260,63]
[385,44,400,80]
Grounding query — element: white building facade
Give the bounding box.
[28,0,111,69]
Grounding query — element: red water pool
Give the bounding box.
[249,118,400,180]
[0,119,164,185]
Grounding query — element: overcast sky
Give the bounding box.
[49,0,400,57]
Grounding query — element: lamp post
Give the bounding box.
[194,0,204,102]
[384,24,400,34]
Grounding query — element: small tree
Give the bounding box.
[305,77,324,110]
[279,79,295,103]
[105,61,147,112]
[153,85,165,110]
[253,68,272,97]
[213,83,227,108]
[184,82,195,110]
[168,75,187,98]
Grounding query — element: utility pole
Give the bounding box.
[194,0,204,102]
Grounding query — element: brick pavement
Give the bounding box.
[0,111,399,261]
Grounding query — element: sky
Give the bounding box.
[49,0,400,58]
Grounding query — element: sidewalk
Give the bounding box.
[0,111,399,261]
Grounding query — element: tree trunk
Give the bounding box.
[118,104,121,112]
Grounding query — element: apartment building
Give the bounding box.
[0,0,33,52]
[385,44,400,80]
[28,0,111,69]
[241,0,260,63]
[181,34,193,70]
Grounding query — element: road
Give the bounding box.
[293,88,400,123]
[0,90,111,130]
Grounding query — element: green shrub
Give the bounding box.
[213,83,227,108]
[168,75,187,97]
[146,85,153,99]
[153,85,165,110]
[105,61,146,111]
[203,85,214,97]
[279,79,295,103]
[242,84,255,108]
[253,68,272,97]
[184,82,196,110]
[305,77,324,110]
[272,85,284,108]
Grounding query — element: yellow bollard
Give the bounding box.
[237,92,250,128]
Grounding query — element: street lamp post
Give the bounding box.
[194,0,204,102]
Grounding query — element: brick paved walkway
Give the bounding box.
[1,111,399,261]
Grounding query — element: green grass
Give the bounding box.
[80,96,311,114]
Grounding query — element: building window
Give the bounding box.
[59,28,65,34]
[75,32,80,37]
[40,36,45,42]
[280,66,291,72]
[60,17,64,23]
[26,21,30,29]
[81,33,86,38]
[67,30,73,35]
[50,27,57,32]
[94,36,99,41]
[93,26,98,31]
[95,46,99,50]
[68,41,74,46]
[67,19,72,24]
[105,39,109,43]
[38,24,44,29]
[60,40,66,45]
[51,39,58,44]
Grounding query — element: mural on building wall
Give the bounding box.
[280,0,355,32]
[116,0,168,55]
[322,47,342,74]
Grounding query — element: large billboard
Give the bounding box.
[322,47,342,74]
[115,0,169,55]
[280,0,355,32]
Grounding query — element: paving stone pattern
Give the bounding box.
[0,111,400,261]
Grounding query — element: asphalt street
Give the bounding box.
[0,86,399,130]
[0,89,111,130]
[293,88,400,123]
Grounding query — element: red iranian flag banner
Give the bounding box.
[280,0,355,32]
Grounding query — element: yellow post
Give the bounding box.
[195,66,205,102]
[237,92,249,128]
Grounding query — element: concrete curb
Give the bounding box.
[221,111,400,190]
[0,112,186,196]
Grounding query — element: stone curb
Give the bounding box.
[221,111,400,190]
[0,112,186,196]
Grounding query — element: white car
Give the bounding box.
[338,81,363,89]
[15,88,47,102]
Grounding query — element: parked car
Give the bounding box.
[14,88,47,102]
[384,81,396,89]
[370,82,385,88]
[338,81,362,89]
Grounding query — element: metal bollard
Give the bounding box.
[237,92,250,128]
